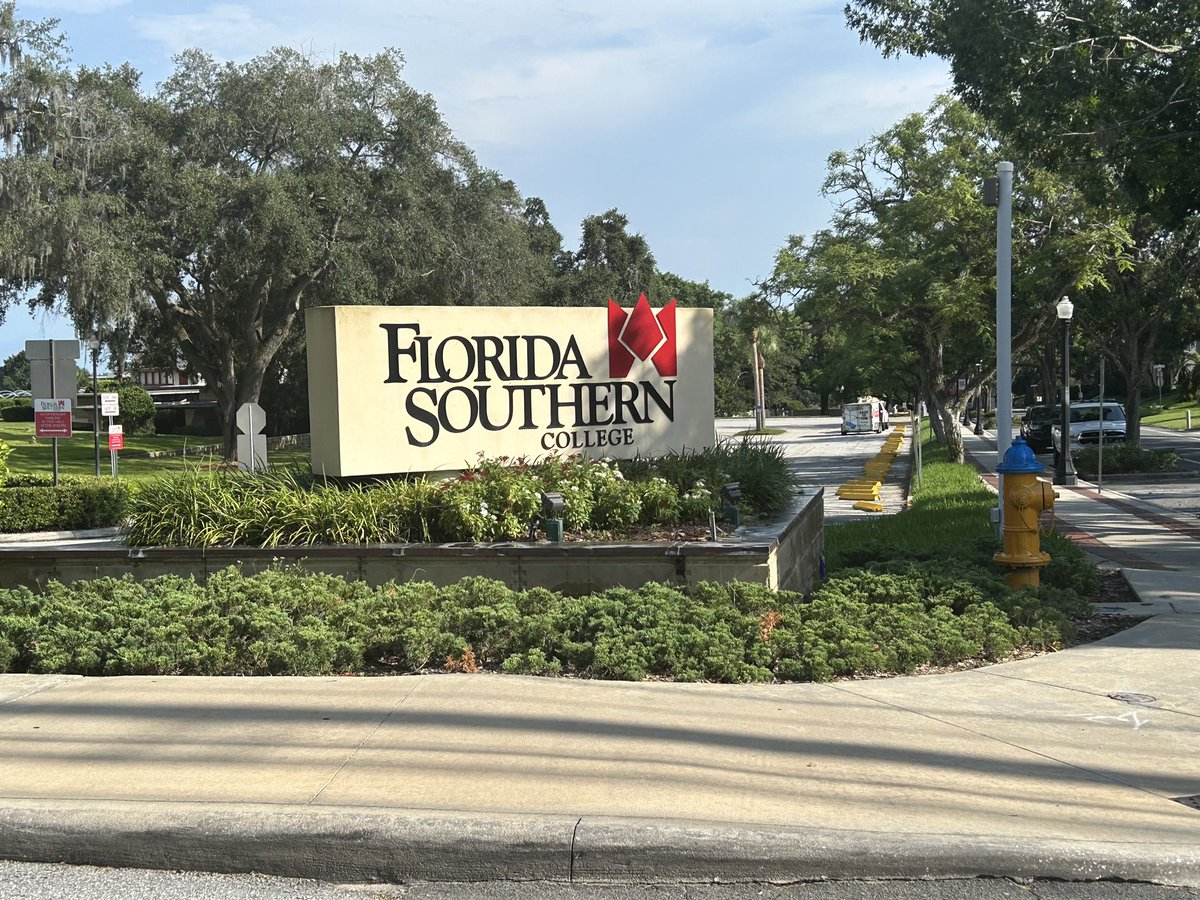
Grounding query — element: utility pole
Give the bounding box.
[985,162,1014,529]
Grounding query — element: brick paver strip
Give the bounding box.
[965,447,1189,570]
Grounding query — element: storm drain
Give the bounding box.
[1171,796,1200,812]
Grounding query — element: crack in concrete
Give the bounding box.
[306,676,428,805]
[826,682,1184,806]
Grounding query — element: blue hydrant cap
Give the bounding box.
[996,436,1044,474]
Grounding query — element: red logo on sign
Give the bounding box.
[608,293,677,378]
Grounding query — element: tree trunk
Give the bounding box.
[924,386,946,444]
[1124,384,1144,446]
[1038,341,1057,407]
[939,400,966,464]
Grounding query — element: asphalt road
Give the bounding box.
[717,416,911,522]
[2,862,1198,900]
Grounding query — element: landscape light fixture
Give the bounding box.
[720,482,742,527]
[1054,297,1078,486]
[539,491,565,543]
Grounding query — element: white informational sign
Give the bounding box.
[305,300,716,477]
[236,402,268,472]
[100,392,120,416]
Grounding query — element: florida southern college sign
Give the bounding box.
[306,298,716,477]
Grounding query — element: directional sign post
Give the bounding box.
[27,339,79,486]
[235,402,268,473]
[108,424,124,477]
[34,399,73,438]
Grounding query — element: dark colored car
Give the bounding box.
[1020,405,1059,452]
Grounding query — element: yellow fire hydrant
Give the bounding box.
[993,436,1057,589]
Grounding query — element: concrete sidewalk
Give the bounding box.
[0,426,1197,886]
[961,429,1200,576]
[1,607,1198,886]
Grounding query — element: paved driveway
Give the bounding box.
[717,416,910,522]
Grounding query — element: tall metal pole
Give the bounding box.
[751,329,764,431]
[91,343,100,477]
[49,342,59,486]
[996,162,1014,462]
[995,162,1014,529]
[1098,356,1105,492]
[1054,313,1078,485]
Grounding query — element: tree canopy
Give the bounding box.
[1,3,548,451]
[764,97,1128,457]
[845,0,1200,226]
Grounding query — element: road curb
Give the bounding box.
[0,526,120,545]
[0,800,1197,887]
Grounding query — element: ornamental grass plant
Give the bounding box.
[123,438,798,547]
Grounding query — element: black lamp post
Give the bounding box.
[85,336,101,477]
[1054,297,1078,486]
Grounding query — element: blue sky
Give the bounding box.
[0,0,950,365]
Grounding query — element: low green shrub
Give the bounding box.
[0,403,34,422]
[617,437,795,516]
[1072,445,1177,475]
[117,384,156,435]
[0,475,133,533]
[0,566,1086,681]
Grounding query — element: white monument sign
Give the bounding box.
[306,299,716,477]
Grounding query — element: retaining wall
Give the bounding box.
[0,488,824,595]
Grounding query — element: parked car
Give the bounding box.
[1019,405,1059,452]
[1050,401,1127,461]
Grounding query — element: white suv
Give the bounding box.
[1050,402,1127,461]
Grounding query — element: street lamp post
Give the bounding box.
[85,336,100,477]
[1054,297,1078,486]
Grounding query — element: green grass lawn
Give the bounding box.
[823,425,996,571]
[1140,390,1200,431]
[0,422,309,481]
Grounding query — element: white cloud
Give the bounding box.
[132,3,287,58]
[22,0,130,12]
[76,0,952,296]
[741,64,952,141]
[445,37,714,148]
[122,0,826,145]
